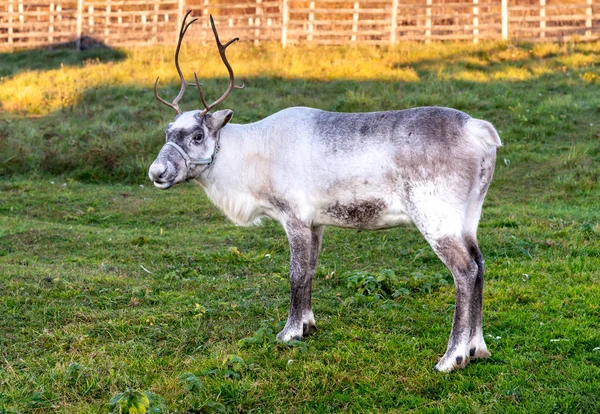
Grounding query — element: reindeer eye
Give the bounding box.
[192,131,204,142]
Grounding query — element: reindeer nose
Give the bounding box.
[148,162,168,182]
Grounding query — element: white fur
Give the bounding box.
[172,110,202,131]
[465,118,502,151]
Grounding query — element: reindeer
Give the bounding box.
[148,12,502,372]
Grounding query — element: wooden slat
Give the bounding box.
[288,0,389,4]
[86,0,178,5]
[514,25,599,33]
[204,2,279,8]
[289,30,390,36]
[510,14,591,22]
[510,4,590,12]
[290,18,386,24]
[0,31,78,39]
[290,8,389,15]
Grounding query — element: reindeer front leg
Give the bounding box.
[277,219,313,342]
[302,225,324,336]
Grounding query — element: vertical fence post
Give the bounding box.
[473,0,479,43]
[308,0,314,43]
[255,0,262,46]
[89,5,94,34]
[267,16,272,41]
[585,0,592,38]
[18,0,24,43]
[153,0,159,43]
[352,1,359,42]
[57,0,62,43]
[202,0,209,45]
[426,0,432,43]
[76,0,83,49]
[105,0,111,44]
[8,0,14,47]
[17,0,23,47]
[177,0,184,42]
[501,0,508,40]
[18,0,23,26]
[539,0,545,39]
[281,0,288,47]
[49,2,55,44]
[390,0,398,44]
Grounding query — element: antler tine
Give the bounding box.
[193,72,210,110]
[154,10,197,114]
[154,77,177,110]
[171,11,198,112]
[199,15,243,116]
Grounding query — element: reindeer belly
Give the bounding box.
[314,196,412,230]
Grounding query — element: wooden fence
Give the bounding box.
[0,0,598,49]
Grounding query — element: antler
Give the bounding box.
[196,15,245,117]
[154,10,198,114]
[154,12,243,116]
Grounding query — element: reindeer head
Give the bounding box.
[148,12,243,189]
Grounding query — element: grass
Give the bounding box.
[1,39,600,412]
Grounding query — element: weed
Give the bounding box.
[180,373,203,393]
[345,268,398,298]
[238,326,277,348]
[108,389,163,414]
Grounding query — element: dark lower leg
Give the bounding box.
[433,236,478,371]
[303,225,324,335]
[277,220,312,342]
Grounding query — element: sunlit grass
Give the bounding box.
[1,43,433,116]
[2,41,598,117]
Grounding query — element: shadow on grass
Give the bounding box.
[0,41,598,191]
[0,37,126,78]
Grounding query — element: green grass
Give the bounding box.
[1,40,600,412]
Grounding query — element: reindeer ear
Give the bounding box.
[206,109,233,130]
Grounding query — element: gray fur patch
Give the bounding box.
[314,107,470,153]
[269,197,291,214]
[435,237,474,274]
[167,116,205,148]
[325,199,386,226]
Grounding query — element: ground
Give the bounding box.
[0,40,599,412]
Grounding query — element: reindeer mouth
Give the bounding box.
[152,180,173,190]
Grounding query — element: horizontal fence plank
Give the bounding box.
[288,0,390,4]
[85,0,179,5]
[510,4,591,11]
[205,2,280,9]
[289,18,385,24]
[514,25,599,33]
[510,14,591,22]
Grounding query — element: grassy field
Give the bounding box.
[1,39,600,413]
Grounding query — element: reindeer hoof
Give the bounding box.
[303,323,318,336]
[276,326,303,342]
[435,349,471,372]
